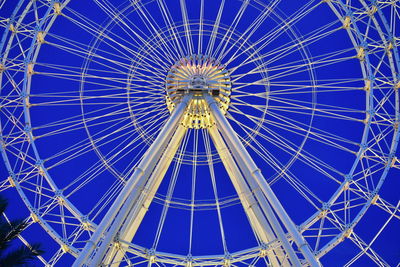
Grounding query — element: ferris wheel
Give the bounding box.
[0,0,399,266]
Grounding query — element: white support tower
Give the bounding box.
[73,55,321,267]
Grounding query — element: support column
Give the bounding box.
[209,126,289,267]
[103,125,187,266]
[73,94,193,267]
[204,94,320,267]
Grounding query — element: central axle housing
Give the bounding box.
[165,54,232,129]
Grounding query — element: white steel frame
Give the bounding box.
[73,92,320,266]
[0,0,399,266]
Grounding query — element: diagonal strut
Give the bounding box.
[204,93,320,267]
[73,94,193,266]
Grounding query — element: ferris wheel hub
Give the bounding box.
[165,54,232,129]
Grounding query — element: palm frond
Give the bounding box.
[0,196,8,215]
[0,243,43,266]
[0,219,29,252]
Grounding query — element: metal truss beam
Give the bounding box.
[208,125,289,267]
[204,94,320,267]
[73,94,193,267]
[102,125,187,266]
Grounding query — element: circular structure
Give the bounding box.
[0,0,399,266]
[165,55,231,129]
